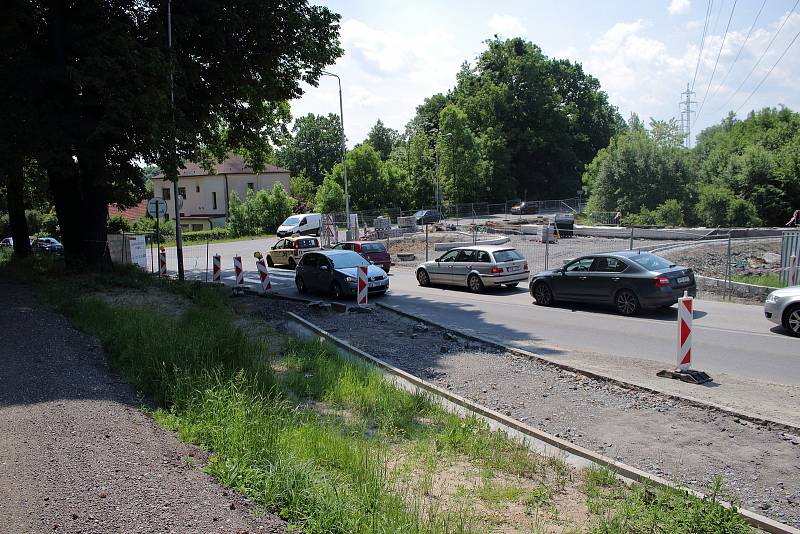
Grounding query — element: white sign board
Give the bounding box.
[128,235,147,269]
[147,198,167,217]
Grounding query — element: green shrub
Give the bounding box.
[107,214,132,233]
[180,228,230,243]
[653,199,685,227]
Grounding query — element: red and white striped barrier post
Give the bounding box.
[677,293,693,371]
[791,255,798,286]
[158,248,167,277]
[212,254,221,282]
[357,265,368,306]
[233,255,244,286]
[657,291,711,384]
[254,251,271,293]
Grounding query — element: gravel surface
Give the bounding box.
[661,239,783,279]
[0,282,287,534]
[263,299,800,527]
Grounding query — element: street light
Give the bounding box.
[321,71,350,239]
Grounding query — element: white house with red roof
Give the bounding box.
[151,154,291,231]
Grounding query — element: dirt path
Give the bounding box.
[260,299,800,527]
[0,282,287,534]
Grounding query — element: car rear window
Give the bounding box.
[492,249,524,262]
[360,243,386,253]
[297,238,319,249]
[629,253,674,271]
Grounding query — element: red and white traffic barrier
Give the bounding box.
[256,257,271,292]
[233,255,244,286]
[357,265,368,306]
[657,291,711,384]
[677,293,693,371]
[158,249,167,277]
[212,254,221,282]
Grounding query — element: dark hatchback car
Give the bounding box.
[332,240,392,273]
[414,209,442,225]
[529,251,696,315]
[510,202,538,215]
[32,237,64,255]
[295,250,389,298]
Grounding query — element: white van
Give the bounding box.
[277,213,322,237]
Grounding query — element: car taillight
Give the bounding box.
[295,242,299,254]
[654,275,671,287]
[491,266,503,274]
[523,263,528,270]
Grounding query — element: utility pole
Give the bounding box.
[322,71,350,239]
[679,83,696,148]
[167,0,184,279]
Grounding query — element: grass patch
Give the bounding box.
[731,272,786,288]
[18,259,755,533]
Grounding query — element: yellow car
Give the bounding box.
[266,236,322,269]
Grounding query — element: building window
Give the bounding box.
[247,182,254,190]
[212,191,218,210]
[178,187,187,199]
[180,224,189,232]
[191,224,203,231]
[162,188,171,200]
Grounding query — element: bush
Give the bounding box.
[653,199,685,227]
[180,228,230,243]
[696,183,761,227]
[107,214,132,233]
[314,175,345,214]
[227,183,296,237]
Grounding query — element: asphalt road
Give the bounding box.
[159,238,799,386]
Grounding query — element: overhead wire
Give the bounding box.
[716,0,800,114]
[695,0,738,121]
[691,0,715,91]
[735,24,800,114]
[706,0,767,104]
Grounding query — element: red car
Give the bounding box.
[332,241,392,273]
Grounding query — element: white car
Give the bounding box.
[764,286,800,337]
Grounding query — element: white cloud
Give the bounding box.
[669,0,691,15]
[488,14,527,37]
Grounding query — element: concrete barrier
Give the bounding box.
[433,236,510,251]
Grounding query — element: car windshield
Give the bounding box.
[414,210,425,217]
[360,243,386,253]
[330,252,369,269]
[297,238,319,248]
[281,216,301,226]
[493,249,524,262]
[629,253,674,271]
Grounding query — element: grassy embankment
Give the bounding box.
[2,254,753,533]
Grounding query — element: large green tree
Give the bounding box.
[364,119,401,160]
[277,113,344,185]
[2,0,341,267]
[326,144,388,211]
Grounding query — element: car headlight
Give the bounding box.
[766,293,778,303]
[345,276,355,283]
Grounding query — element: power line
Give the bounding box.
[691,0,715,91]
[696,0,738,121]
[735,25,800,114]
[716,0,800,114]
[706,0,767,104]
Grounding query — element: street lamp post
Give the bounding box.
[322,71,350,239]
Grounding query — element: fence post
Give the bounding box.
[205,240,210,282]
[726,234,732,300]
[425,224,429,261]
[629,226,634,251]
[545,236,549,271]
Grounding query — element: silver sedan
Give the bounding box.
[415,245,529,293]
[764,285,800,337]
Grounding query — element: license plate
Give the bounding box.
[507,265,520,272]
[677,276,690,284]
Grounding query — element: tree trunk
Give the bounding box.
[6,156,32,259]
[48,156,84,268]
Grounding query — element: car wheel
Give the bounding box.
[532,282,554,306]
[288,257,296,270]
[330,281,343,299]
[505,282,519,288]
[416,269,430,287]
[467,274,484,293]
[615,289,641,316]
[267,255,274,267]
[296,276,307,294]
[783,305,800,337]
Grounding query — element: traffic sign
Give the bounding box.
[147,198,168,218]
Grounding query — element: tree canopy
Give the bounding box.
[277,113,344,185]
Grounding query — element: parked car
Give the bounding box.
[266,236,321,268]
[276,213,322,237]
[295,250,389,298]
[414,209,442,225]
[332,240,392,273]
[529,251,696,315]
[416,245,529,293]
[764,285,800,337]
[31,237,64,255]
[0,237,12,248]
[510,202,538,215]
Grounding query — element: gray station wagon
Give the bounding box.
[415,245,529,293]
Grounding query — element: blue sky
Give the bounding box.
[291,0,800,146]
